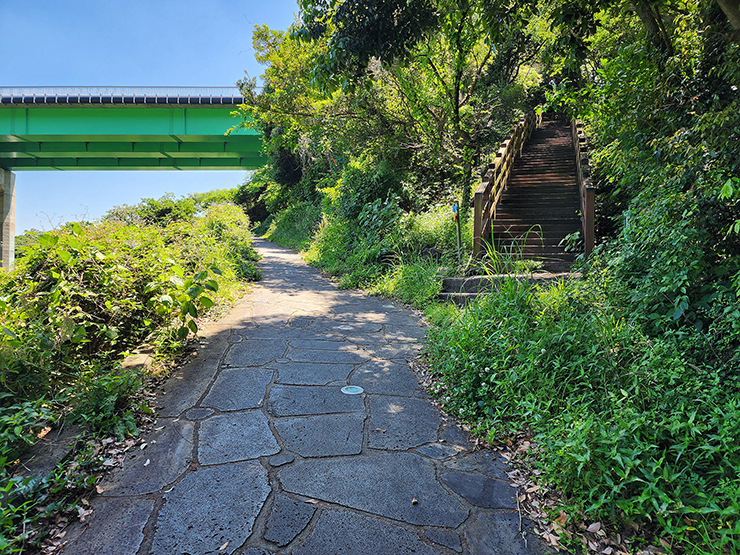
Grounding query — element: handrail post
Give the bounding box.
[571,119,595,258]
[473,189,483,257]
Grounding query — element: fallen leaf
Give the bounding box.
[140,443,148,450]
[304,499,320,504]
[143,459,150,467]
[219,541,229,551]
[659,538,671,550]
[587,522,602,533]
[588,540,599,551]
[554,511,568,527]
[602,548,613,554]
[95,485,104,494]
[411,498,418,505]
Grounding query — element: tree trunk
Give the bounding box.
[716,0,740,41]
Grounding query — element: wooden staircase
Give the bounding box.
[491,120,581,272]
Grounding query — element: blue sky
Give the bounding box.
[0,0,298,233]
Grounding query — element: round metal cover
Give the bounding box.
[340,386,364,395]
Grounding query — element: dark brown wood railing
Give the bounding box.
[473,110,542,256]
[571,120,595,257]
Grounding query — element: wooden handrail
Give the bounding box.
[473,110,542,256]
[571,120,595,257]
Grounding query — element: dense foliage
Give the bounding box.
[0,193,260,551]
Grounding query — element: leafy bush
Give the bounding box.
[427,279,740,550]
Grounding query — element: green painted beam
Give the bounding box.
[0,104,264,171]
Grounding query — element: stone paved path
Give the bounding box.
[62,239,546,555]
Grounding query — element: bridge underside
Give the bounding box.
[0,106,262,170]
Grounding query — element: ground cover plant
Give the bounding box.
[0,193,260,552]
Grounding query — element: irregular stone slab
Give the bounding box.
[240,326,325,340]
[269,453,295,467]
[61,498,154,555]
[289,315,316,328]
[264,494,316,547]
[201,367,273,411]
[351,360,420,396]
[361,343,421,360]
[313,321,383,334]
[228,334,243,343]
[157,358,219,417]
[444,450,509,480]
[441,423,473,450]
[151,461,269,555]
[224,339,286,367]
[268,385,365,417]
[274,414,365,457]
[289,339,360,351]
[100,420,194,496]
[293,509,441,555]
[287,348,368,365]
[279,453,468,527]
[417,443,459,460]
[440,471,517,509]
[184,407,215,420]
[16,424,81,480]
[464,512,546,555]
[384,324,428,342]
[369,396,440,450]
[273,361,354,386]
[198,411,280,465]
[194,333,231,361]
[424,528,463,553]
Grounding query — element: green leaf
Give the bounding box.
[72,222,83,235]
[158,294,173,308]
[59,250,72,264]
[169,275,185,288]
[186,285,204,300]
[1,327,17,339]
[95,251,107,260]
[176,326,189,339]
[187,319,198,334]
[719,178,737,200]
[193,271,208,281]
[171,265,185,278]
[183,300,198,319]
[210,266,223,276]
[38,233,58,247]
[68,237,81,250]
[200,296,214,309]
[204,279,219,293]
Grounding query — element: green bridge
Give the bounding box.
[0,87,264,267]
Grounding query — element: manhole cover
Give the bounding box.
[341,386,364,395]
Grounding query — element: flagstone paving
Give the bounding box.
[62,238,547,555]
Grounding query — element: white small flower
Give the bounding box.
[541,349,546,355]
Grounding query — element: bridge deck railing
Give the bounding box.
[0,87,247,105]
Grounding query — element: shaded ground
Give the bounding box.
[61,238,548,555]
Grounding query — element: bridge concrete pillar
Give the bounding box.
[0,168,16,269]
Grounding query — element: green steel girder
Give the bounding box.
[0,105,264,171]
